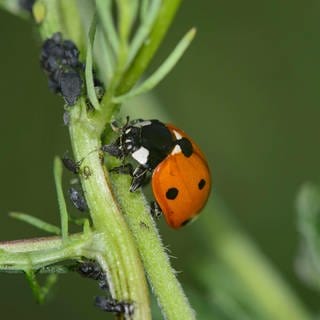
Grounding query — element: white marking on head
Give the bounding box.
[125,128,131,134]
[132,147,149,164]
[172,130,183,140]
[171,144,182,155]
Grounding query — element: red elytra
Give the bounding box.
[151,124,211,229]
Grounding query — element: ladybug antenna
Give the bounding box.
[110,116,130,132]
[77,148,102,165]
[84,148,101,158]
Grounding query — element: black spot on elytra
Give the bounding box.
[177,137,193,157]
[166,187,179,200]
[198,179,206,190]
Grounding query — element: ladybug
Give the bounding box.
[102,119,211,228]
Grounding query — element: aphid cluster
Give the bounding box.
[75,260,134,317]
[40,32,83,106]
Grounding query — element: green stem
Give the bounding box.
[37,2,151,318]
[69,100,150,319]
[37,0,64,38]
[96,0,119,57]
[0,232,94,271]
[0,1,196,319]
[111,173,196,320]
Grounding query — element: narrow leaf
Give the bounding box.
[140,0,150,20]
[117,0,139,44]
[128,0,161,65]
[96,0,119,54]
[115,0,139,74]
[115,0,183,96]
[25,270,58,304]
[53,156,69,241]
[85,13,101,110]
[114,28,196,103]
[95,27,115,81]
[9,212,61,235]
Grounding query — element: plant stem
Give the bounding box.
[37,2,151,318]
[0,1,197,319]
[68,100,150,319]
[0,233,94,271]
[111,172,196,320]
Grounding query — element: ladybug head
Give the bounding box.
[102,117,142,159]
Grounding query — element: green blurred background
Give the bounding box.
[1,1,320,319]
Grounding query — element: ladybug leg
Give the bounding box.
[109,163,133,175]
[95,296,134,316]
[130,165,149,192]
[150,201,162,219]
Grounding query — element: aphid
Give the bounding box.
[95,296,134,316]
[62,151,95,178]
[62,154,81,174]
[68,187,88,212]
[75,260,108,291]
[102,119,211,229]
[59,70,82,106]
[75,261,133,315]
